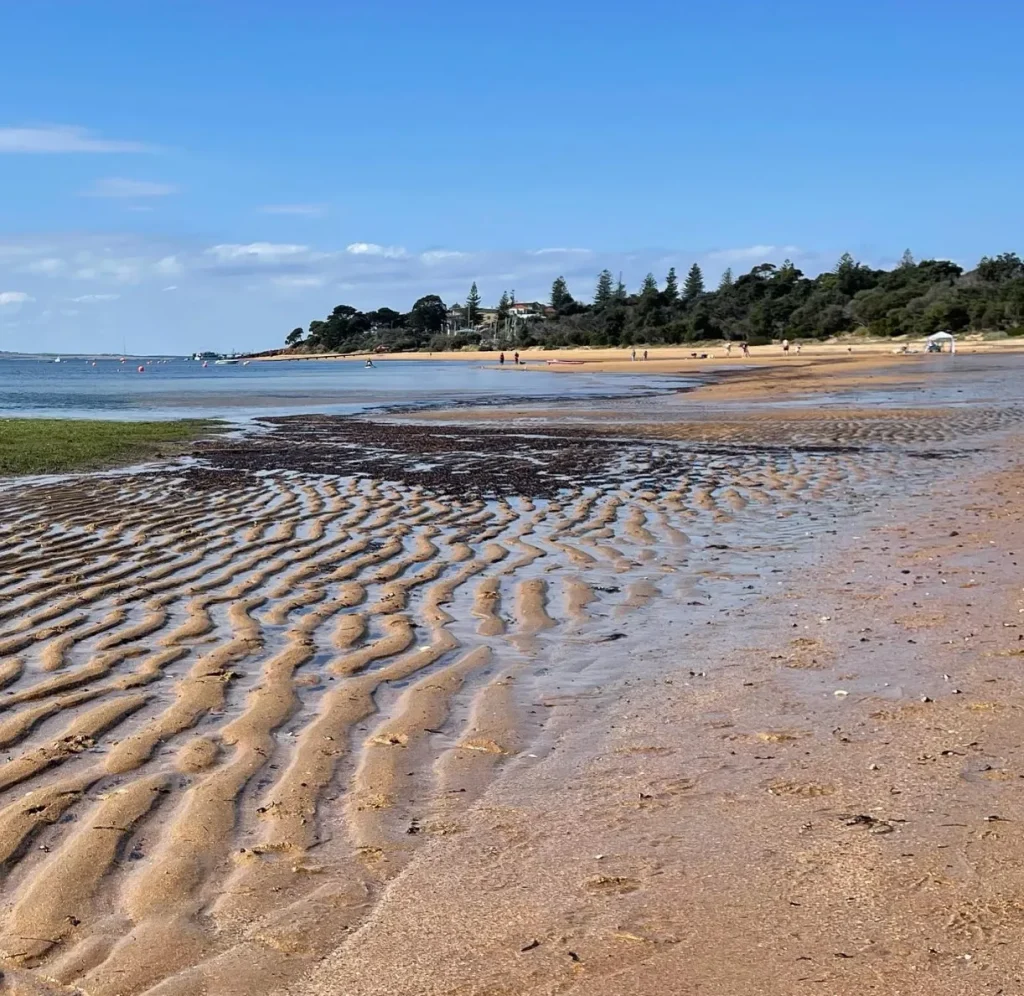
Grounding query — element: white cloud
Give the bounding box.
[0,233,844,354]
[529,248,592,255]
[155,255,182,275]
[259,203,328,217]
[0,125,155,154]
[206,242,309,261]
[420,250,471,263]
[22,257,65,275]
[83,177,178,198]
[71,293,120,303]
[272,275,327,289]
[0,291,33,306]
[346,242,406,259]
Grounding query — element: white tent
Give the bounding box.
[926,330,956,354]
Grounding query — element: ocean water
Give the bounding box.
[0,356,691,421]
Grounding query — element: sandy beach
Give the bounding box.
[0,354,1023,994]
[252,336,1024,372]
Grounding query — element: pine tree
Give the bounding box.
[835,252,856,275]
[664,267,678,304]
[594,270,613,306]
[719,267,733,289]
[684,263,704,300]
[613,274,627,302]
[640,272,658,296]
[496,290,511,334]
[899,248,915,269]
[550,276,572,311]
[466,282,481,325]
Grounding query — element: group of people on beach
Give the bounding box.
[498,352,520,366]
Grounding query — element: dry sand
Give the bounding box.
[0,354,1023,994]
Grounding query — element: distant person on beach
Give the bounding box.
[782,339,790,354]
[741,342,749,357]
[725,342,733,356]
[513,351,520,365]
[631,349,637,361]
[643,349,648,361]
[365,359,374,368]
[499,352,505,365]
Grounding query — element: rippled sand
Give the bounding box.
[0,361,1022,994]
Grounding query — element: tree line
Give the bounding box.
[281,251,1024,353]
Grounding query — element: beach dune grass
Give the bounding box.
[0,418,216,476]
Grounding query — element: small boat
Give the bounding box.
[53,357,61,364]
[214,358,240,365]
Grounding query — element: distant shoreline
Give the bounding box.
[247,336,1024,376]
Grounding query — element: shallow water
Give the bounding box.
[0,356,691,420]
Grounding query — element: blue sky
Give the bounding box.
[1,0,1021,354]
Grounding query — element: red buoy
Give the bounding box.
[138,365,145,373]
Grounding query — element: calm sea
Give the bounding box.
[0,356,690,421]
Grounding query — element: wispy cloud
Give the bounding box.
[206,242,310,262]
[155,255,182,275]
[529,247,592,256]
[0,291,33,306]
[420,249,471,263]
[272,275,327,289]
[0,125,155,154]
[22,257,65,275]
[71,293,121,303]
[259,203,328,217]
[82,177,178,198]
[72,257,146,283]
[706,244,801,262]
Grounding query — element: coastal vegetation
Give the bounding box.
[0,419,214,476]
[279,251,1024,354]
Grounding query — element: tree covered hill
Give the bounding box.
[281,251,1024,354]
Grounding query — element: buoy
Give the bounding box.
[202,361,208,368]
[138,365,145,373]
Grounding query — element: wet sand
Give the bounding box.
[0,356,1023,994]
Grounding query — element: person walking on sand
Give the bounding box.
[631,349,637,362]
[513,350,520,365]
[741,341,749,357]
[782,338,790,355]
[725,342,733,356]
[643,349,648,361]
